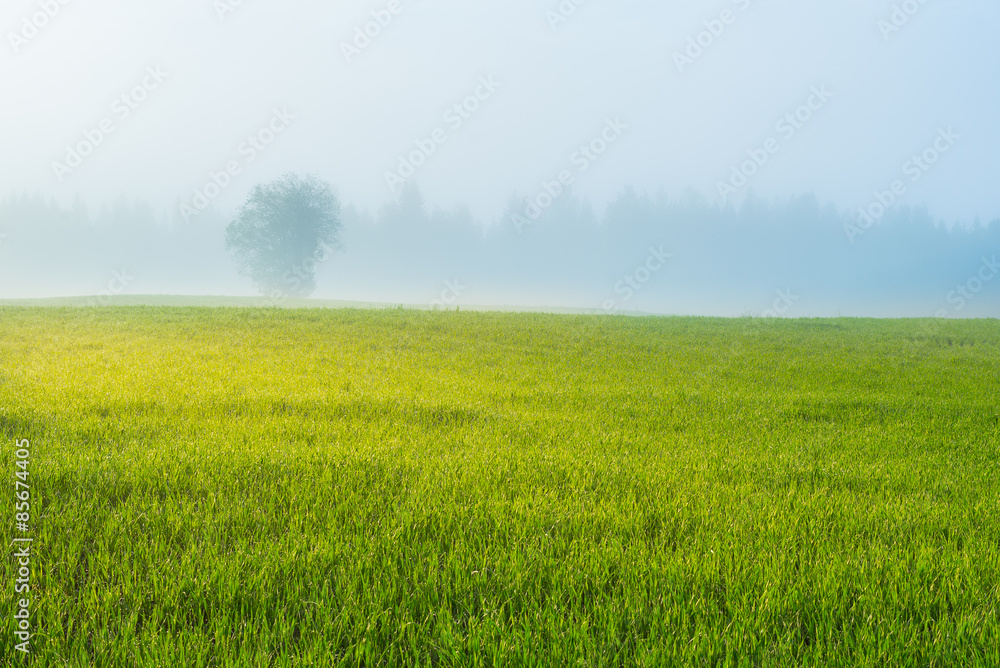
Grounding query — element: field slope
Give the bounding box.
[1,307,998,666]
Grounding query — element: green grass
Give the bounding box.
[2,307,999,666]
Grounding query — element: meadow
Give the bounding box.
[1,307,998,666]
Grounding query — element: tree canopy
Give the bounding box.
[225,173,341,298]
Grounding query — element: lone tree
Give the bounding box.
[225,173,341,298]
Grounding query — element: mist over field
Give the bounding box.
[1,0,998,317]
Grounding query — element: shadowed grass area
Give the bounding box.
[1,307,998,666]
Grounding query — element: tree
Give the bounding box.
[225,173,342,298]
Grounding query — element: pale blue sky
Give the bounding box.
[2,0,997,225]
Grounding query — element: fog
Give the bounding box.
[2,0,998,316]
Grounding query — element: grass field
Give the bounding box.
[2,307,999,666]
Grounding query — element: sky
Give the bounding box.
[2,0,997,223]
[1,0,998,312]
